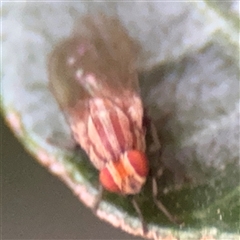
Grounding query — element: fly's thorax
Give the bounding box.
[99,150,149,195]
[69,96,146,171]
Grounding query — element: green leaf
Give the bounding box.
[2,2,239,240]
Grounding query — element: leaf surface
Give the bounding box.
[2,2,239,239]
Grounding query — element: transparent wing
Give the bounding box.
[48,14,140,111]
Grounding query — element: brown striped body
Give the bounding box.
[48,14,149,195]
[68,95,148,194]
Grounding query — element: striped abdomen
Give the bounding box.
[69,95,149,194]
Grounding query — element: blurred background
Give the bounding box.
[2,2,239,239]
[2,117,139,239]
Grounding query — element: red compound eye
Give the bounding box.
[99,167,121,193]
[126,150,149,177]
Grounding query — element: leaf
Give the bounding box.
[2,2,239,240]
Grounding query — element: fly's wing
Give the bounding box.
[48,14,140,114]
[72,14,140,95]
[48,37,91,111]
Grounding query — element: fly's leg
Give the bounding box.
[151,176,179,224]
[92,184,104,213]
[130,196,148,235]
[145,117,181,225]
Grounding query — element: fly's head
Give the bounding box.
[100,150,149,195]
